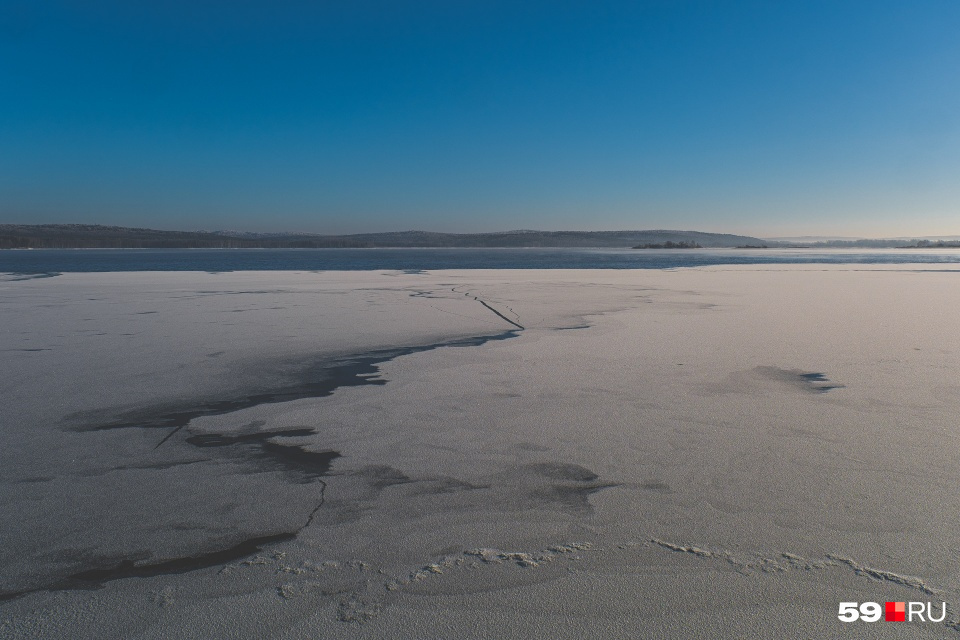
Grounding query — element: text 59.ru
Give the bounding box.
[838,602,946,623]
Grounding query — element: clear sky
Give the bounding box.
[2,1,958,236]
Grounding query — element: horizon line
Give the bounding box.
[4,223,960,242]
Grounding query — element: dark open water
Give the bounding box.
[2,248,960,273]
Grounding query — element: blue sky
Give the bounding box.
[2,1,958,236]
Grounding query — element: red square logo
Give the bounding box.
[885,601,905,622]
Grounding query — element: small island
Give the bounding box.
[632,241,702,249]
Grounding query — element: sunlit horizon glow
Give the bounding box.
[2,1,958,237]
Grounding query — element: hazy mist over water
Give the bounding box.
[3,248,960,273]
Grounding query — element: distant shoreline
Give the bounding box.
[0,224,767,250]
[3,224,959,250]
